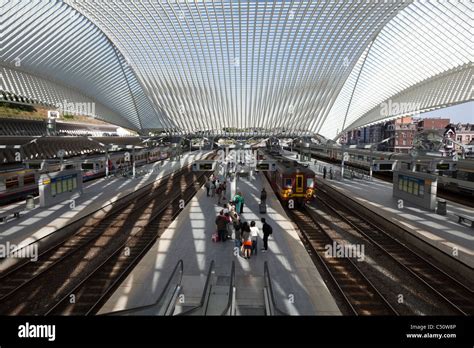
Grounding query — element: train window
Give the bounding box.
[28,163,41,169]
[296,176,303,188]
[307,178,314,188]
[285,178,292,188]
[24,174,36,186]
[82,163,94,170]
[56,180,62,194]
[6,176,19,189]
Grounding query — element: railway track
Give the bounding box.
[316,187,474,316]
[0,162,210,315]
[288,208,398,315]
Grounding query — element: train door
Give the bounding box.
[295,174,304,193]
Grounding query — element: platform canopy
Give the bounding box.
[1,0,472,138]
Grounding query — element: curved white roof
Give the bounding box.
[1,0,472,138]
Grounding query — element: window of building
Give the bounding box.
[457,136,462,142]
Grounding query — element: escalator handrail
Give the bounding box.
[102,259,184,315]
[178,260,215,315]
[264,261,288,316]
[221,261,236,315]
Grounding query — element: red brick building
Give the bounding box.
[417,118,450,132]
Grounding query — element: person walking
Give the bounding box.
[249,220,259,255]
[260,188,267,205]
[261,217,273,253]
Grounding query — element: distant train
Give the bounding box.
[265,156,316,206]
[289,143,474,197]
[0,147,170,205]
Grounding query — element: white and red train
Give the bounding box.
[0,147,169,205]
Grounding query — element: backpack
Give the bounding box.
[265,223,273,235]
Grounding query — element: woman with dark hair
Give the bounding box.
[240,221,252,259]
[232,212,241,248]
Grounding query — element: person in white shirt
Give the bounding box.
[249,220,259,255]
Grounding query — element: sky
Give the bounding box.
[420,101,473,124]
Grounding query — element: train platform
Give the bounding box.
[98,170,341,315]
[281,150,474,270]
[0,151,211,266]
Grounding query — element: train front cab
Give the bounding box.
[279,171,315,206]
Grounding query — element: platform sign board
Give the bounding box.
[192,160,217,171]
[255,160,276,171]
[393,170,437,211]
[48,110,60,119]
[372,160,396,172]
[38,169,83,207]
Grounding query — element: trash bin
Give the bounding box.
[26,195,35,210]
[436,199,447,215]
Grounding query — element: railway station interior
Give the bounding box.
[0,0,473,345]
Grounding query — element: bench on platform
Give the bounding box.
[454,214,474,228]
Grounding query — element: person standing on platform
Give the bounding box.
[215,210,228,242]
[323,166,327,179]
[233,192,242,214]
[241,221,252,259]
[222,181,227,202]
[216,183,222,204]
[329,168,333,180]
[210,180,216,197]
[260,188,267,205]
[232,212,241,247]
[205,177,211,196]
[250,220,259,255]
[261,218,273,253]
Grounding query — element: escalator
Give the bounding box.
[104,259,184,315]
[104,260,286,316]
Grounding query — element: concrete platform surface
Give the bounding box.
[99,170,341,315]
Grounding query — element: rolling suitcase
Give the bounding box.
[259,203,266,214]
